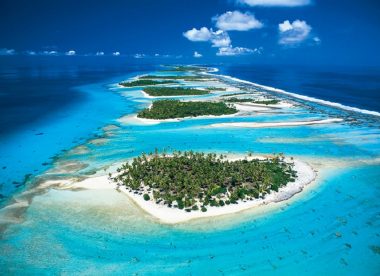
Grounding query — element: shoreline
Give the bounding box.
[69,156,317,224]
[117,101,292,125]
[116,74,298,124]
[209,72,380,117]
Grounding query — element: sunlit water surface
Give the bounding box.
[0,64,379,274]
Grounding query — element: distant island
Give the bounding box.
[119,79,176,87]
[163,65,209,72]
[111,151,297,213]
[143,87,210,96]
[225,98,280,105]
[140,75,211,81]
[137,100,237,119]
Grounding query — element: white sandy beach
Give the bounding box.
[67,156,316,224]
[117,100,293,125]
[233,102,292,112]
[117,114,181,125]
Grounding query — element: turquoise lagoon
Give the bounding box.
[0,66,379,274]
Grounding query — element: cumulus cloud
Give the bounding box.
[134,53,145,58]
[278,20,311,45]
[193,51,202,58]
[0,48,16,55]
[211,30,231,47]
[65,50,76,56]
[183,24,264,57]
[216,46,261,56]
[26,50,36,55]
[184,27,231,47]
[96,51,104,56]
[113,51,120,56]
[238,0,311,7]
[213,11,263,31]
[183,27,213,41]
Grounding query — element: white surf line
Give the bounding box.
[206,72,380,117]
[209,118,343,129]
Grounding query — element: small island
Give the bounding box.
[168,65,208,72]
[207,87,227,91]
[137,100,237,119]
[163,65,208,72]
[119,79,176,87]
[140,75,211,81]
[143,87,210,96]
[221,92,251,97]
[225,98,280,105]
[111,151,297,212]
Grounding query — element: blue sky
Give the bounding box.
[0,0,379,65]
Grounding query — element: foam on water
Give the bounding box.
[213,73,380,117]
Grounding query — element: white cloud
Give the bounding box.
[278,20,311,45]
[134,53,145,58]
[42,50,58,55]
[26,50,36,55]
[183,25,264,57]
[96,51,104,56]
[184,27,231,48]
[0,48,16,55]
[216,46,261,56]
[183,27,213,41]
[113,51,121,56]
[238,0,311,7]
[211,30,231,47]
[66,50,76,56]
[213,11,263,31]
[193,51,202,58]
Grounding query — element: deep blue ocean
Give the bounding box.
[219,64,380,113]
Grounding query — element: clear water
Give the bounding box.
[0,61,379,274]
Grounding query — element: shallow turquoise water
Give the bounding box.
[0,68,379,274]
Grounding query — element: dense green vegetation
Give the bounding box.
[143,87,210,96]
[112,151,297,212]
[137,100,237,119]
[140,75,211,81]
[225,97,280,105]
[119,79,176,87]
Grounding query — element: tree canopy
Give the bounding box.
[112,151,297,212]
[137,100,237,119]
[143,87,210,96]
[119,79,176,87]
